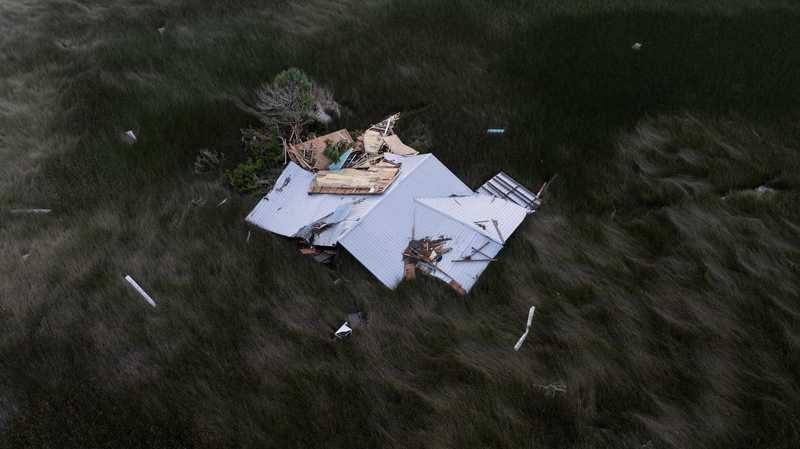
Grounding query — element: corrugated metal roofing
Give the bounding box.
[339,155,473,289]
[477,171,541,214]
[414,195,528,244]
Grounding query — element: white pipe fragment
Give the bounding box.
[124,275,157,307]
[513,306,536,351]
[10,209,51,214]
[217,198,228,207]
[246,230,251,243]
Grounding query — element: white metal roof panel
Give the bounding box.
[245,154,437,247]
[245,162,373,245]
[411,203,503,292]
[414,194,528,244]
[339,155,473,289]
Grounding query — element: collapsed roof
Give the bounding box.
[246,115,542,293]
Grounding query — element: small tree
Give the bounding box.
[253,68,340,142]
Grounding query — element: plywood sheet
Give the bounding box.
[309,161,400,195]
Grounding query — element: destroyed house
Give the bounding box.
[246,114,540,294]
[247,153,533,293]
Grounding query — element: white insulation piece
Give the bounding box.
[513,306,536,351]
[124,275,157,307]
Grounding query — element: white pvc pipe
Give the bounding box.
[124,275,157,307]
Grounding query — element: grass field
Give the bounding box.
[2,1,800,447]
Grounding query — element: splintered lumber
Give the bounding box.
[368,113,400,135]
[404,262,417,280]
[288,129,353,170]
[309,160,400,194]
[362,113,401,154]
[383,134,418,156]
[362,130,383,154]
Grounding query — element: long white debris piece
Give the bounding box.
[124,275,157,307]
[334,321,352,339]
[513,306,536,351]
[10,209,52,214]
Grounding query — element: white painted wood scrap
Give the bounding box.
[124,275,157,307]
[513,306,536,351]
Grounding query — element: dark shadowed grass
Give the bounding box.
[2,1,800,448]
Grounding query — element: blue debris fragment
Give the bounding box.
[328,148,353,171]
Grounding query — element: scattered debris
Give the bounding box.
[123,130,137,144]
[477,171,542,214]
[246,230,252,243]
[124,275,157,307]
[535,382,567,397]
[217,198,228,207]
[334,321,352,339]
[21,253,30,261]
[298,245,338,264]
[10,208,51,214]
[328,148,353,171]
[486,128,506,134]
[632,42,643,51]
[287,129,352,171]
[513,306,536,351]
[157,26,166,35]
[403,238,453,282]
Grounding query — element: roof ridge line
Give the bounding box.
[336,153,434,241]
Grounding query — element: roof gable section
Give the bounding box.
[414,194,528,244]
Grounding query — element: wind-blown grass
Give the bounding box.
[1,1,799,448]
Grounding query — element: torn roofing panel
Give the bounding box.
[414,195,528,244]
[288,129,353,170]
[411,202,504,292]
[339,155,473,289]
[477,171,541,213]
